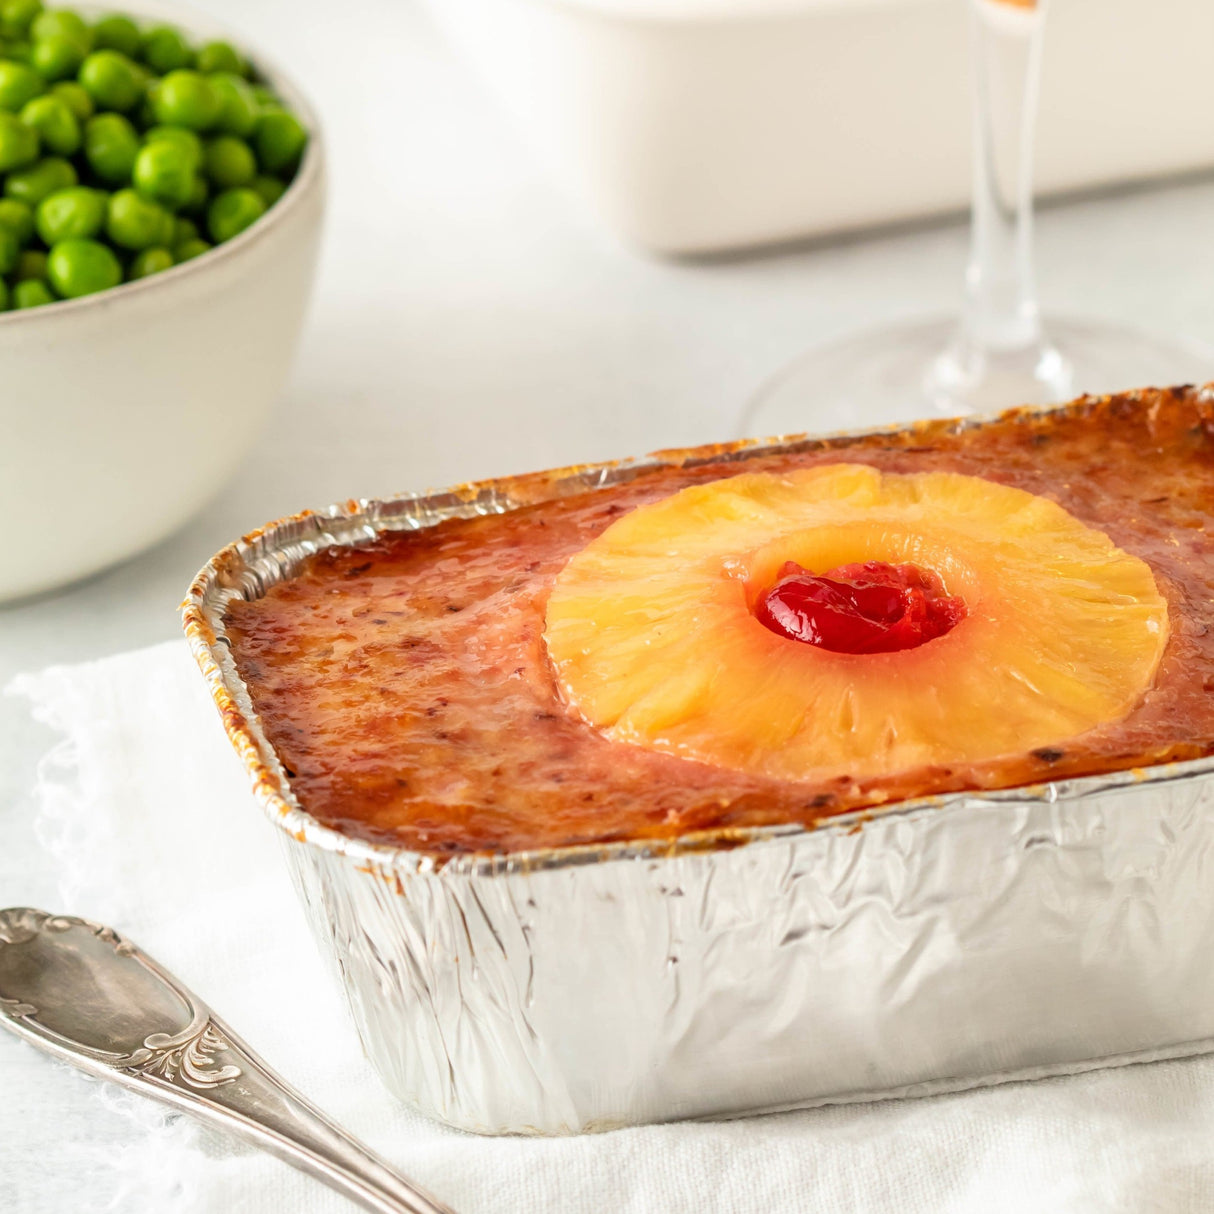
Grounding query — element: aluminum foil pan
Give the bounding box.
[183,416,1214,1135]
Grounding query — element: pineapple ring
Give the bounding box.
[543,464,1170,783]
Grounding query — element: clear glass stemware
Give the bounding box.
[740,0,1214,438]
[925,0,1069,413]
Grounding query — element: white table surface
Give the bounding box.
[5,0,1214,1201]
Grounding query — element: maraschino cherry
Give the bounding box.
[755,560,966,654]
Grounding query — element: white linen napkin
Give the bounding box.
[7,640,1214,1214]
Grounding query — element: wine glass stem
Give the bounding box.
[963,0,1047,353]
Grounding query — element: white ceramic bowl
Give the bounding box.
[0,7,325,603]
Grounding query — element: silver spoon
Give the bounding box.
[0,907,457,1214]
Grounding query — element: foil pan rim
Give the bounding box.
[182,387,1214,878]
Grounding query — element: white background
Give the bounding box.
[3,0,1214,1202]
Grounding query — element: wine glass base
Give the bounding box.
[740,317,1214,439]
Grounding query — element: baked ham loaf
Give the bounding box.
[224,387,1213,856]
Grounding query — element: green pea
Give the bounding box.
[19,93,77,153]
[50,79,90,119]
[194,39,243,76]
[250,83,275,107]
[47,236,120,297]
[179,172,206,215]
[250,173,284,208]
[12,244,43,277]
[35,184,105,242]
[5,153,74,203]
[209,71,256,136]
[149,69,219,130]
[254,108,305,174]
[206,185,263,243]
[83,111,137,182]
[128,53,151,84]
[0,223,18,272]
[92,14,140,58]
[132,138,193,208]
[172,235,208,262]
[142,123,201,166]
[0,195,33,241]
[12,245,43,278]
[172,215,195,243]
[0,0,42,39]
[139,24,191,74]
[0,59,43,110]
[31,32,85,81]
[1,38,30,61]
[0,109,38,169]
[203,133,254,188]
[29,9,88,46]
[127,244,171,278]
[106,186,173,248]
[13,276,52,306]
[78,49,142,111]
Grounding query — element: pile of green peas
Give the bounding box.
[0,1,307,308]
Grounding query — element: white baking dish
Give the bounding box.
[422,0,1214,254]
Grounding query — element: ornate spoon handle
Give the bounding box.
[0,908,457,1214]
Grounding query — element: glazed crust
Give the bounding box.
[224,387,1214,855]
